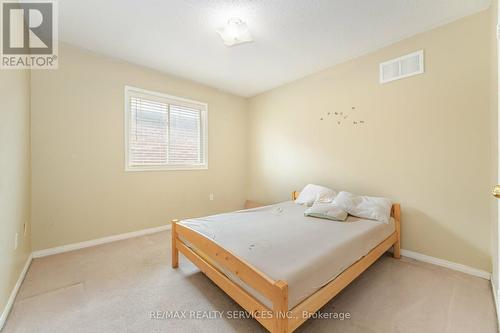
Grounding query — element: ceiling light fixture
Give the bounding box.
[217,18,253,47]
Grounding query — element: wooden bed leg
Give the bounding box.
[392,204,401,259]
[171,219,179,268]
[273,280,288,333]
[393,238,401,259]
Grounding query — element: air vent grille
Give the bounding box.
[380,50,424,84]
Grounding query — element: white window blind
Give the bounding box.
[125,86,208,171]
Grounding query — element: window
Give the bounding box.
[124,86,208,171]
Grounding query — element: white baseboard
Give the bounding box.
[491,280,500,329]
[31,227,490,279]
[0,253,33,331]
[32,224,171,258]
[401,249,491,280]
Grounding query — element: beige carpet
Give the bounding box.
[3,231,498,333]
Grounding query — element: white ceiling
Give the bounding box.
[59,0,491,97]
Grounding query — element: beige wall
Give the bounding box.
[248,10,493,271]
[0,70,31,319]
[27,8,497,272]
[491,0,499,291]
[30,43,248,250]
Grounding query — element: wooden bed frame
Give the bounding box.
[171,191,401,333]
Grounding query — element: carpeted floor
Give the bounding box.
[3,230,498,333]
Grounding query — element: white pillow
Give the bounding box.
[295,184,337,206]
[332,191,392,223]
[304,202,348,221]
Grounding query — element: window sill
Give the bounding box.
[125,165,208,172]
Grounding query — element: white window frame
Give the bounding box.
[124,86,208,171]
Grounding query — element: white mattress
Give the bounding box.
[180,201,395,309]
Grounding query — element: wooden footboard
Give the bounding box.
[172,220,286,332]
[172,193,401,333]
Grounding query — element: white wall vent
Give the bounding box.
[379,50,424,84]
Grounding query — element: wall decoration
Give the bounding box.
[319,106,366,126]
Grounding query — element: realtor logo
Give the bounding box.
[1,0,58,69]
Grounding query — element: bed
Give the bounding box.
[171,191,401,333]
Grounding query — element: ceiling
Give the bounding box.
[59,0,491,97]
